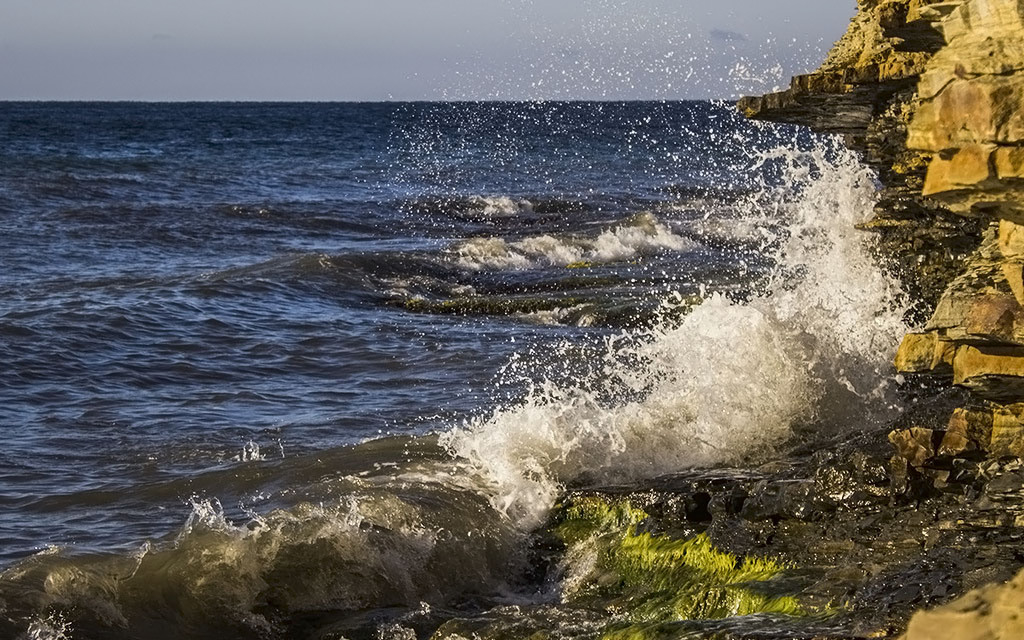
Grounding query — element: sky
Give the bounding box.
[0,1,856,101]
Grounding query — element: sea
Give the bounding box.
[0,101,908,639]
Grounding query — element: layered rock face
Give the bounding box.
[743,0,1024,636]
[746,0,1024,485]
[896,0,1024,406]
[740,0,986,315]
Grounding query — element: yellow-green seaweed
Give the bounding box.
[552,497,802,633]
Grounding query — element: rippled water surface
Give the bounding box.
[0,102,906,639]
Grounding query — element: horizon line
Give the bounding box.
[0,97,741,105]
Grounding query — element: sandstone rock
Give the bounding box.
[990,404,1024,456]
[738,0,943,137]
[995,147,1024,181]
[903,567,1024,640]
[945,406,995,454]
[911,75,1024,148]
[998,219,1024,256]
[1000,262,1024,305]
[907,0,1024,219]
[742,1,987,319]
[895,331,957,372]
[890,427,941,467]
[953,344,1024,398]
[939,415,977,455]
[740,1,1024,634]
[925,227,1024,349]
[922,144,994,196]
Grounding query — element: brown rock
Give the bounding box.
[998,219,1024,258]
[938,420,976,456]
[990,404,1024,456]
[1000,262,1024,306]
[953,344,1024,399]
[994,147,1024,181]
[922,144,994,196]
[945,406,994,453]
[903,567,1024,640]
[890,427,941,467]
[963,294,1020,342]
[895,332,956,372]
[908,78,999,150]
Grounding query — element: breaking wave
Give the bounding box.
[453,212,692,270]
[442,140,908,529]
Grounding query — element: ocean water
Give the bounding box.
[0,102,906,639]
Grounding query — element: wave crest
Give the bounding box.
[453,212,691,271]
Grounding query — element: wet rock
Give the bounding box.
[890,427,942,467]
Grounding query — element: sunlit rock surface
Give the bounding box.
[902,567,1024,640]
[741,0,985,315]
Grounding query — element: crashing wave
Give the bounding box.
[442,140,908,529]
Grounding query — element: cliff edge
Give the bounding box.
[743,0,1024,636]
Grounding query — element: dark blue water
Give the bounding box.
[0,102,814,639]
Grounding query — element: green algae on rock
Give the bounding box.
[553,498,802,626]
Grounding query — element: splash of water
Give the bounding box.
[441,138,908,529]
[22,614,72,640]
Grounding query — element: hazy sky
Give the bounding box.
[0,1,856,101]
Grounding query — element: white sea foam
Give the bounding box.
[22,613,72,640]
[453,212,691,270]
[467,195,534,217]
[441,140,908,530]
[516,304,596,327]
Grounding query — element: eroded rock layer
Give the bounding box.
[740,0,986,315]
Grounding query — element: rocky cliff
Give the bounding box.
[742,0,1024,637]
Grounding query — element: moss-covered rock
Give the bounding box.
[553,498,802,627]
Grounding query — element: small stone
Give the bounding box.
[890,427,939,468]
